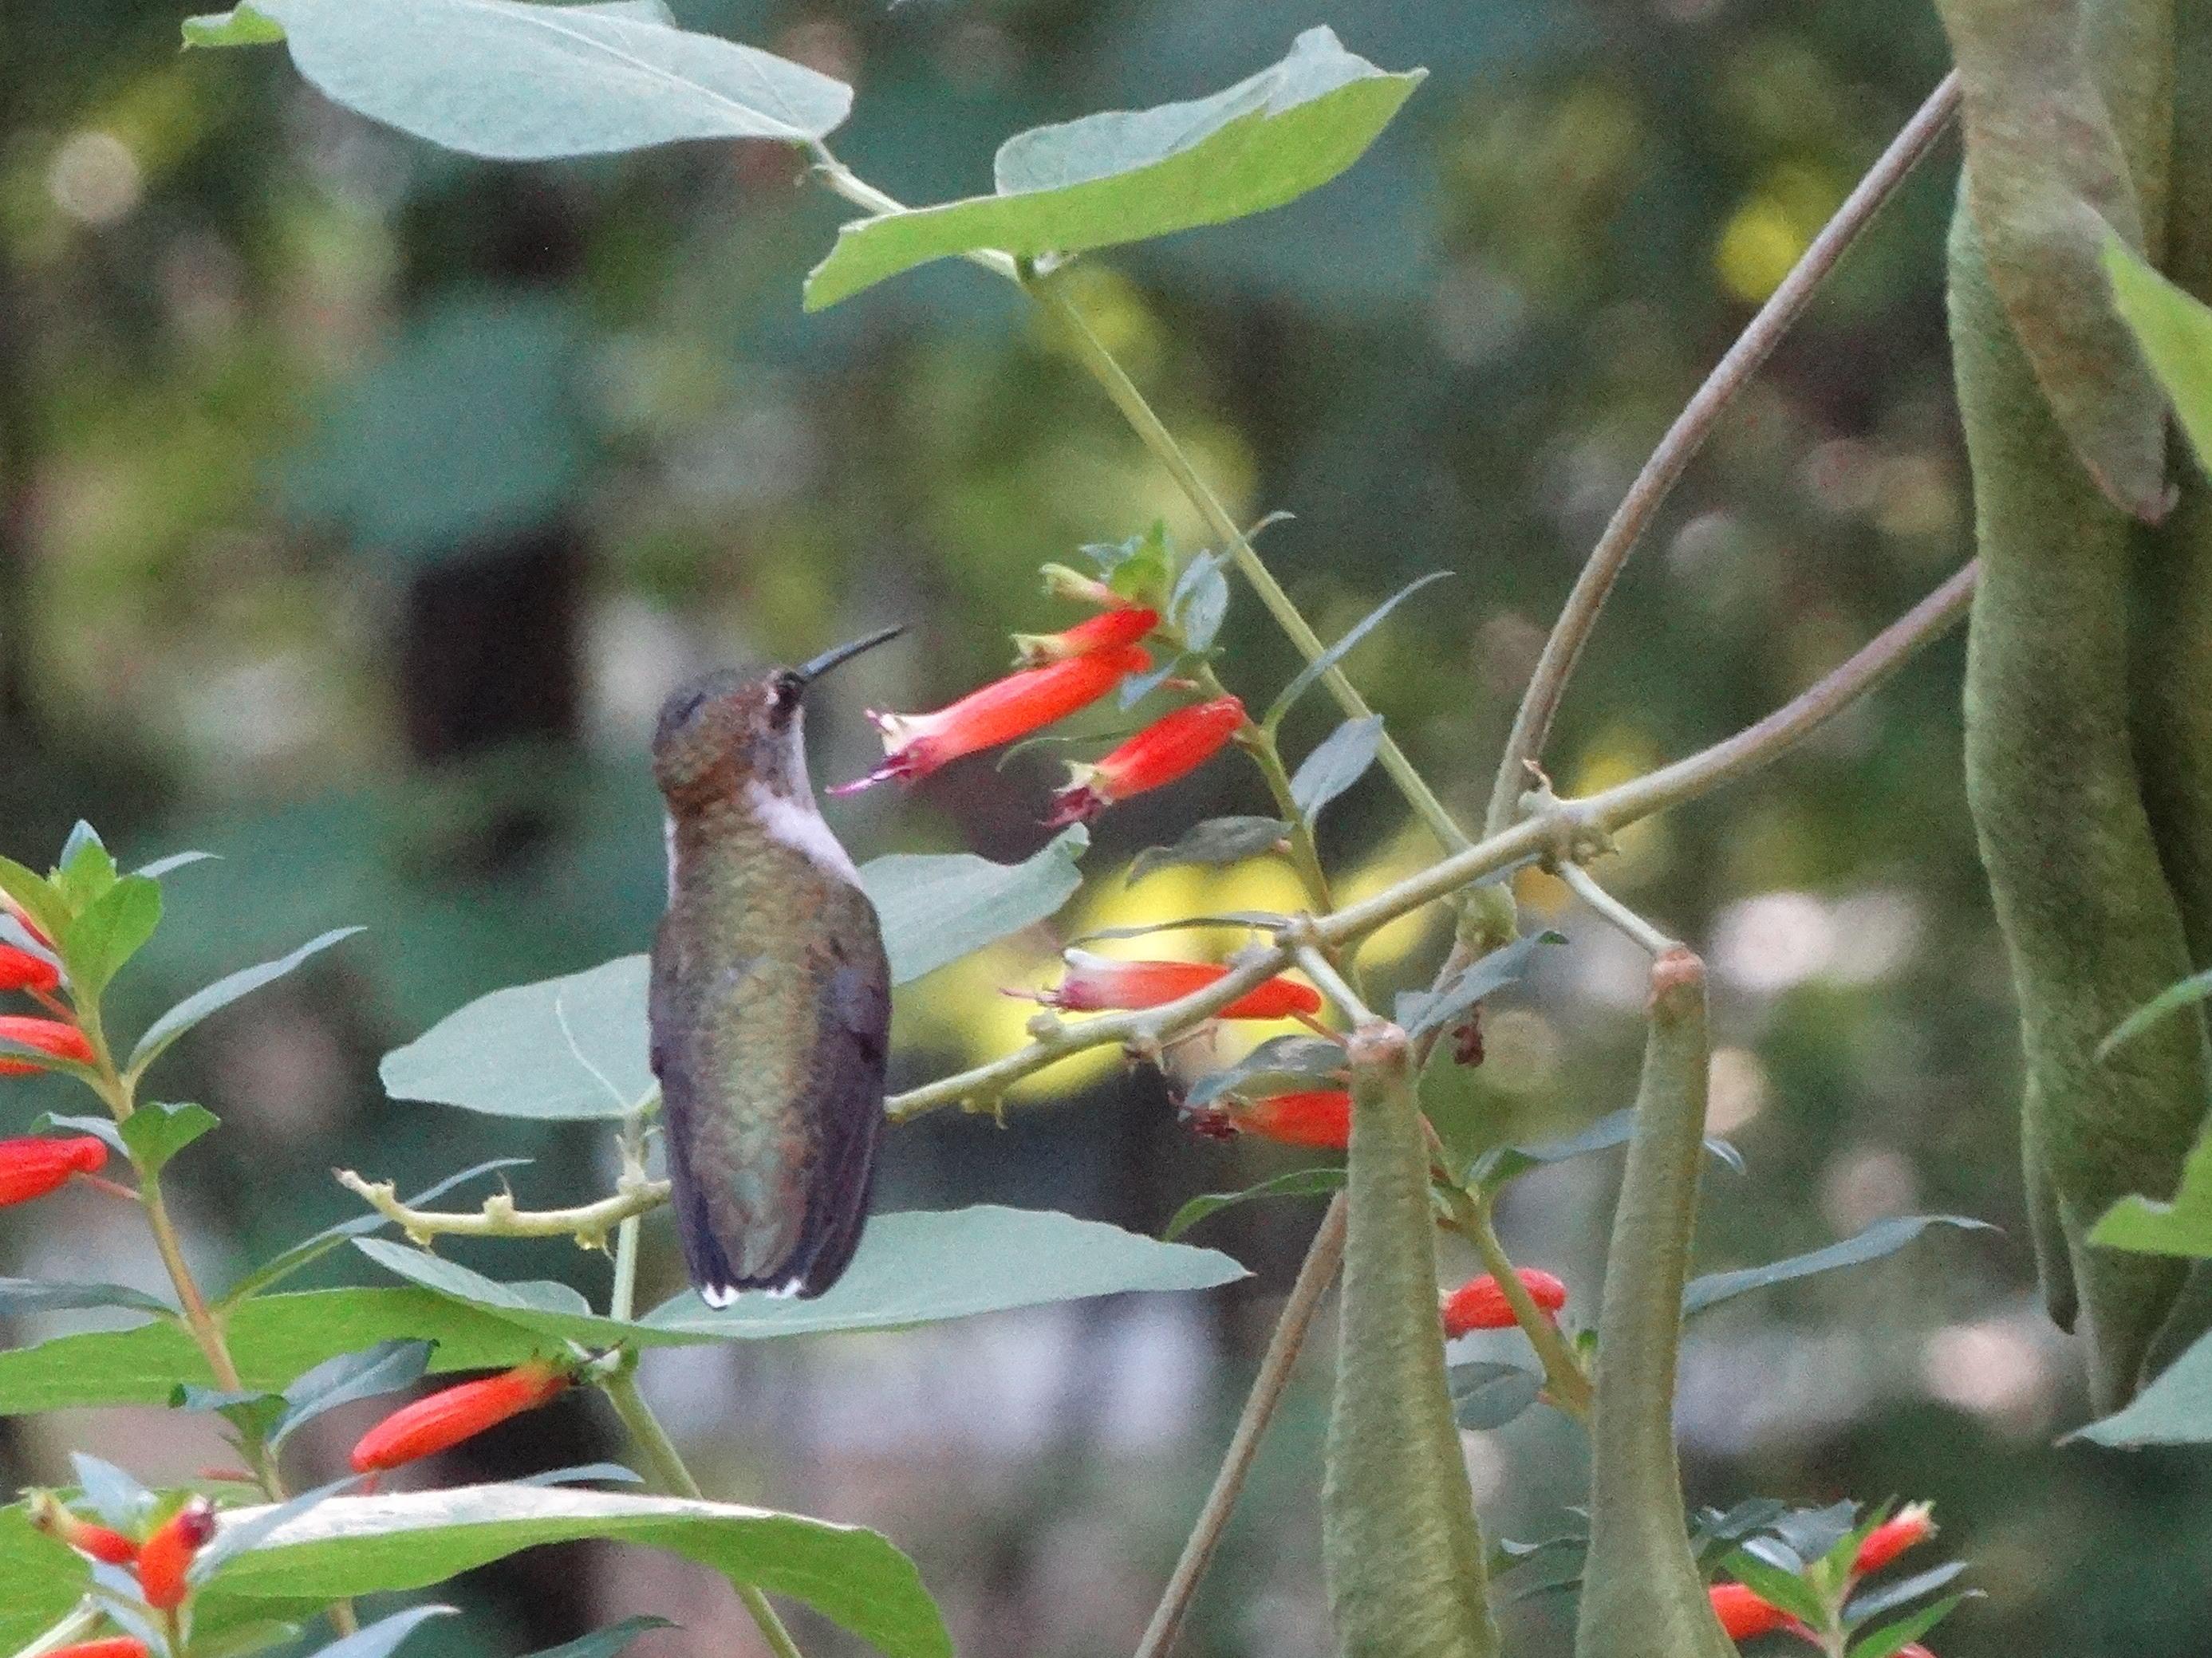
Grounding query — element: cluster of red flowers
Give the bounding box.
[832,597,1245,824]
[32,1491,217,1617]
[1709,1503,1938,1650]
[0,893,93,1081]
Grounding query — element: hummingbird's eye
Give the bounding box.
[769,670,804,720]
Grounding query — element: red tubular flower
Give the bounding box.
[0,943,59,994]
[349,1360,570,1475]
[1011,607,1159,667]
[46,1641,152,1658]
[1043,696,1245,827]
[1441,1269,1570,1337]
[1853,1502,1935,1576]
[136,1497,216,1612]
[1023,951,1322,1021]
[28,1491,138,1567]
[1709,1582,1788,1641]
[1228,1089,1350,1151]
[834,645,1151,793]
[1038,564,1133,610]
[0,1015,95,1077]
[0,1136,107,1206]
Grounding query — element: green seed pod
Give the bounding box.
[1954,197,2210,1407]
[1323,1018,1499,1658]
[1575,950,1737,1658]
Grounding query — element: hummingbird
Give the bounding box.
[648,625,903,1304]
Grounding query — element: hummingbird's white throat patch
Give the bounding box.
[747,720,861,882]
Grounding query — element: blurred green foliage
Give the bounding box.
[3,2,2198,1655]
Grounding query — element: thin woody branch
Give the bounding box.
[335,1168,671,1250]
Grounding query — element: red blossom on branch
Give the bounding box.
[0,1016,95,1077]
[1043,695,1245,826]
[834,645,1150,793]
[349,1359,570,1475]
[0,1136,108,1206]
[1017,951,1321,1022]
[1441,1269,1569,1337]
[1708,1581,1789,1641]
[1011,607,1159,667]
[136,1498,216,1612]
[1853,1502,1935,1576]
[1189,1089,1351,1151]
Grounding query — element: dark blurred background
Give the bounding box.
[5,1,2210,1654]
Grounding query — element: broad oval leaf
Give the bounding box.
[380,955,651,1120]
[805,27,1424,309]
[862,825,1089,985]
[183,0,853,158]
[0,1278,172,1318]
[62,876,162,1002]
[1264,569,1453,727]
[131,927,364,1078]
[1163,1166,1344,1239]
[1447,1360,1543,1432]
[2070,1322,2212,1446]
[1288,715,1384,824]
[1682,1215,1993,1318]
[1126,816,1288,886]
[203,1486,948,1658]
[1185,1034,1345,1109]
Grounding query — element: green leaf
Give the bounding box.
[1185,1034,1345,1108]
[2108,236,2212,481]
[1288,715,1384,824]
[862,826,1090,985]
[270,1340,433,1449]
[1720,1551,1828,1628]
[2090,1129,2212,1256]
[1163,1166,1344,1239]
[2099,965,2212,1060]
[71,1454,155,1534]
[515,1463,644,1490]
[300,1605,455,1658]
[0,1278,172,1317]
[183,4,286,45]
[2070,1324,2212,1444]
[381,955,650,1121]
[130,927,364,1079]
[136,850,220,881]
[1263,570,1453,728]
[522,1617,676,1658]
[353,1240,641,1349]
[1126,817,1289,885]
[1843,1562,1970,1627]
[1071,912,1285,943]
[1447,1361,1543,1431]
[223,1159,534,1306]
[1934,1,2167,517]
[120,1101,219,1180]
[1169,550,1231,652]
[53,824,116,908]
[181,0,852,158]
[202,1487,949,1658]
[1399,928,1564,1043]
[0,1288,550,1414]
[0,855,69,946]
[27,1113,124,1156]
[0,1514,86,1650]
[805,27,1424,309]
[1682,1215,1993,1317]
[194,1620,306,1658]
[61,876,162,1002]
[1846,1595,1968,1658]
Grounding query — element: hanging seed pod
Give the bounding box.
[1575,950,1737,1658]
[1321,1018,1498,1658]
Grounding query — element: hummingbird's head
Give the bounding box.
[651,626,904,812]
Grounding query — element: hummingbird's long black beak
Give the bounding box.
[794,624,905,689]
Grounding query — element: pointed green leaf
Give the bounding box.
[1843,1562,1970,1628]
[61,876,162,1002]
[1446,1361,1544,1431]
[1263,570,1453,728]
[182,0,851,158]
[302,1606,456,1658]
[1126,817,1289,885]
[1846,1594,1968,1658]
[806,27,1424,309]
[1400,928,1564,1043]
[1719,1552,1827,1628]
[203,1487,948,1658]
[136,850,219,881]
[380,955,649,1121]
[271,1340,434,1449]
[2070,1323,2212,1444]
[0,1278,172,1317]
[1164,1166,1344,1239]
[0,855,69,946]
[2099,964,2212,1061]
[1682,1216,1993,1317]
[1185,1034,1345,1108]
[1169,550,1231,652]
[862,825,1090,985]
[1287,715,1384,824]
[130,927,363,1078]
[119,1102,219,1180]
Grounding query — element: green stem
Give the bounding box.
[1027,275,1473,856]
[600,1365,804,1658]
[1457,1185,1592,1422]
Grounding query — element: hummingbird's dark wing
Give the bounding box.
[783,924,893,1297]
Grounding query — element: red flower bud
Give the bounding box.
[1708,1582,1788,1640]
[1224,1089,1350,1151]
[0,1136,107,1206]
[1021,951,1322,1022]
[0,1015,95,1077]
[1011,608,1159,668]
[1441,1269,1569,1337]
[834,645,1150,793]
[1043,696,1245,827]
[28,1491,139,1567]
[1853,1502,1935,1576]
[47,1641,152,1658]
[0,943,59,994]
[136,1497,216,1611]
[349,1360,569,1474]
